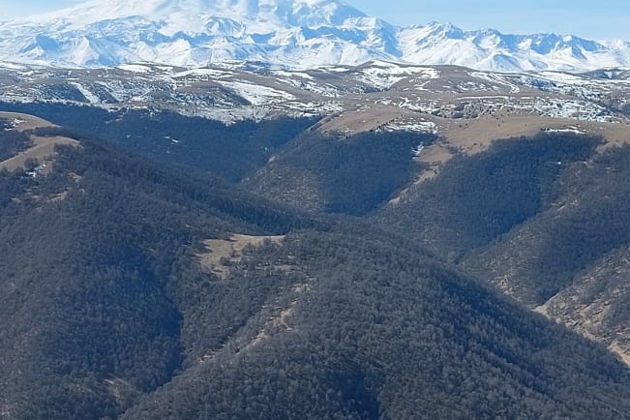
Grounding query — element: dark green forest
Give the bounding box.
[377,133,602,259]
[0,120,31,161]
[124,231,630,420]
[245,130,434,215]
[373,131,630,306]
[0,102,317,182]
[0,102,434,215]
[463,144,630,305]
[1,109,630,419]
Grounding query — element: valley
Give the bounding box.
[1,1,630,419]
[1,119,629,418]
[2,77,630,371]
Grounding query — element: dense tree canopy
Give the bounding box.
[1,108,630,419]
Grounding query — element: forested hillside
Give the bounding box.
[0,102,437,216]
[1,117,630,419]
[0,128,318,419]
[377,133,630,364]
[123,230,630,420]
[0,120,31,161]
[244,130,434,215]
[377,133,602,259]
[0,102,317,182]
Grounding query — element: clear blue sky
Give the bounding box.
[1,0,628,40]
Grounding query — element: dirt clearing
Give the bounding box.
[199,234,285,278]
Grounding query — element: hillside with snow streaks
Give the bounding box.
[0,0,629,72]
[2,60,630,139]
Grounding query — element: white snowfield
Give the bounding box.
[0,0,629,72]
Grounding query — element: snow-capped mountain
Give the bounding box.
[0,0,629,72]
[398,23,630,72]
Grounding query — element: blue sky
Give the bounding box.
[2,0,629,40]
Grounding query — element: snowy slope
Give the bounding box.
[398,23,630,72]
[0,0,628,72]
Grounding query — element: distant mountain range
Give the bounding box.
[0,0,629,72]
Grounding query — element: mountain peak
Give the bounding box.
[18,0,365,27]
[0,0,628,71]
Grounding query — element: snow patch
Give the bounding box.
[356,64,439,90]
[116,64,154,73]
[173,68,234,79]
[543,126,585,134]
[69,82,101,104]
[219,81,296,105]
[381,120,437,134]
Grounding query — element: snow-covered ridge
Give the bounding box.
[0,0,629,72]
[1,60,628,127]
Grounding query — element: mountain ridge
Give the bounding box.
[2,110,630,420]
[1,0,629,72]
